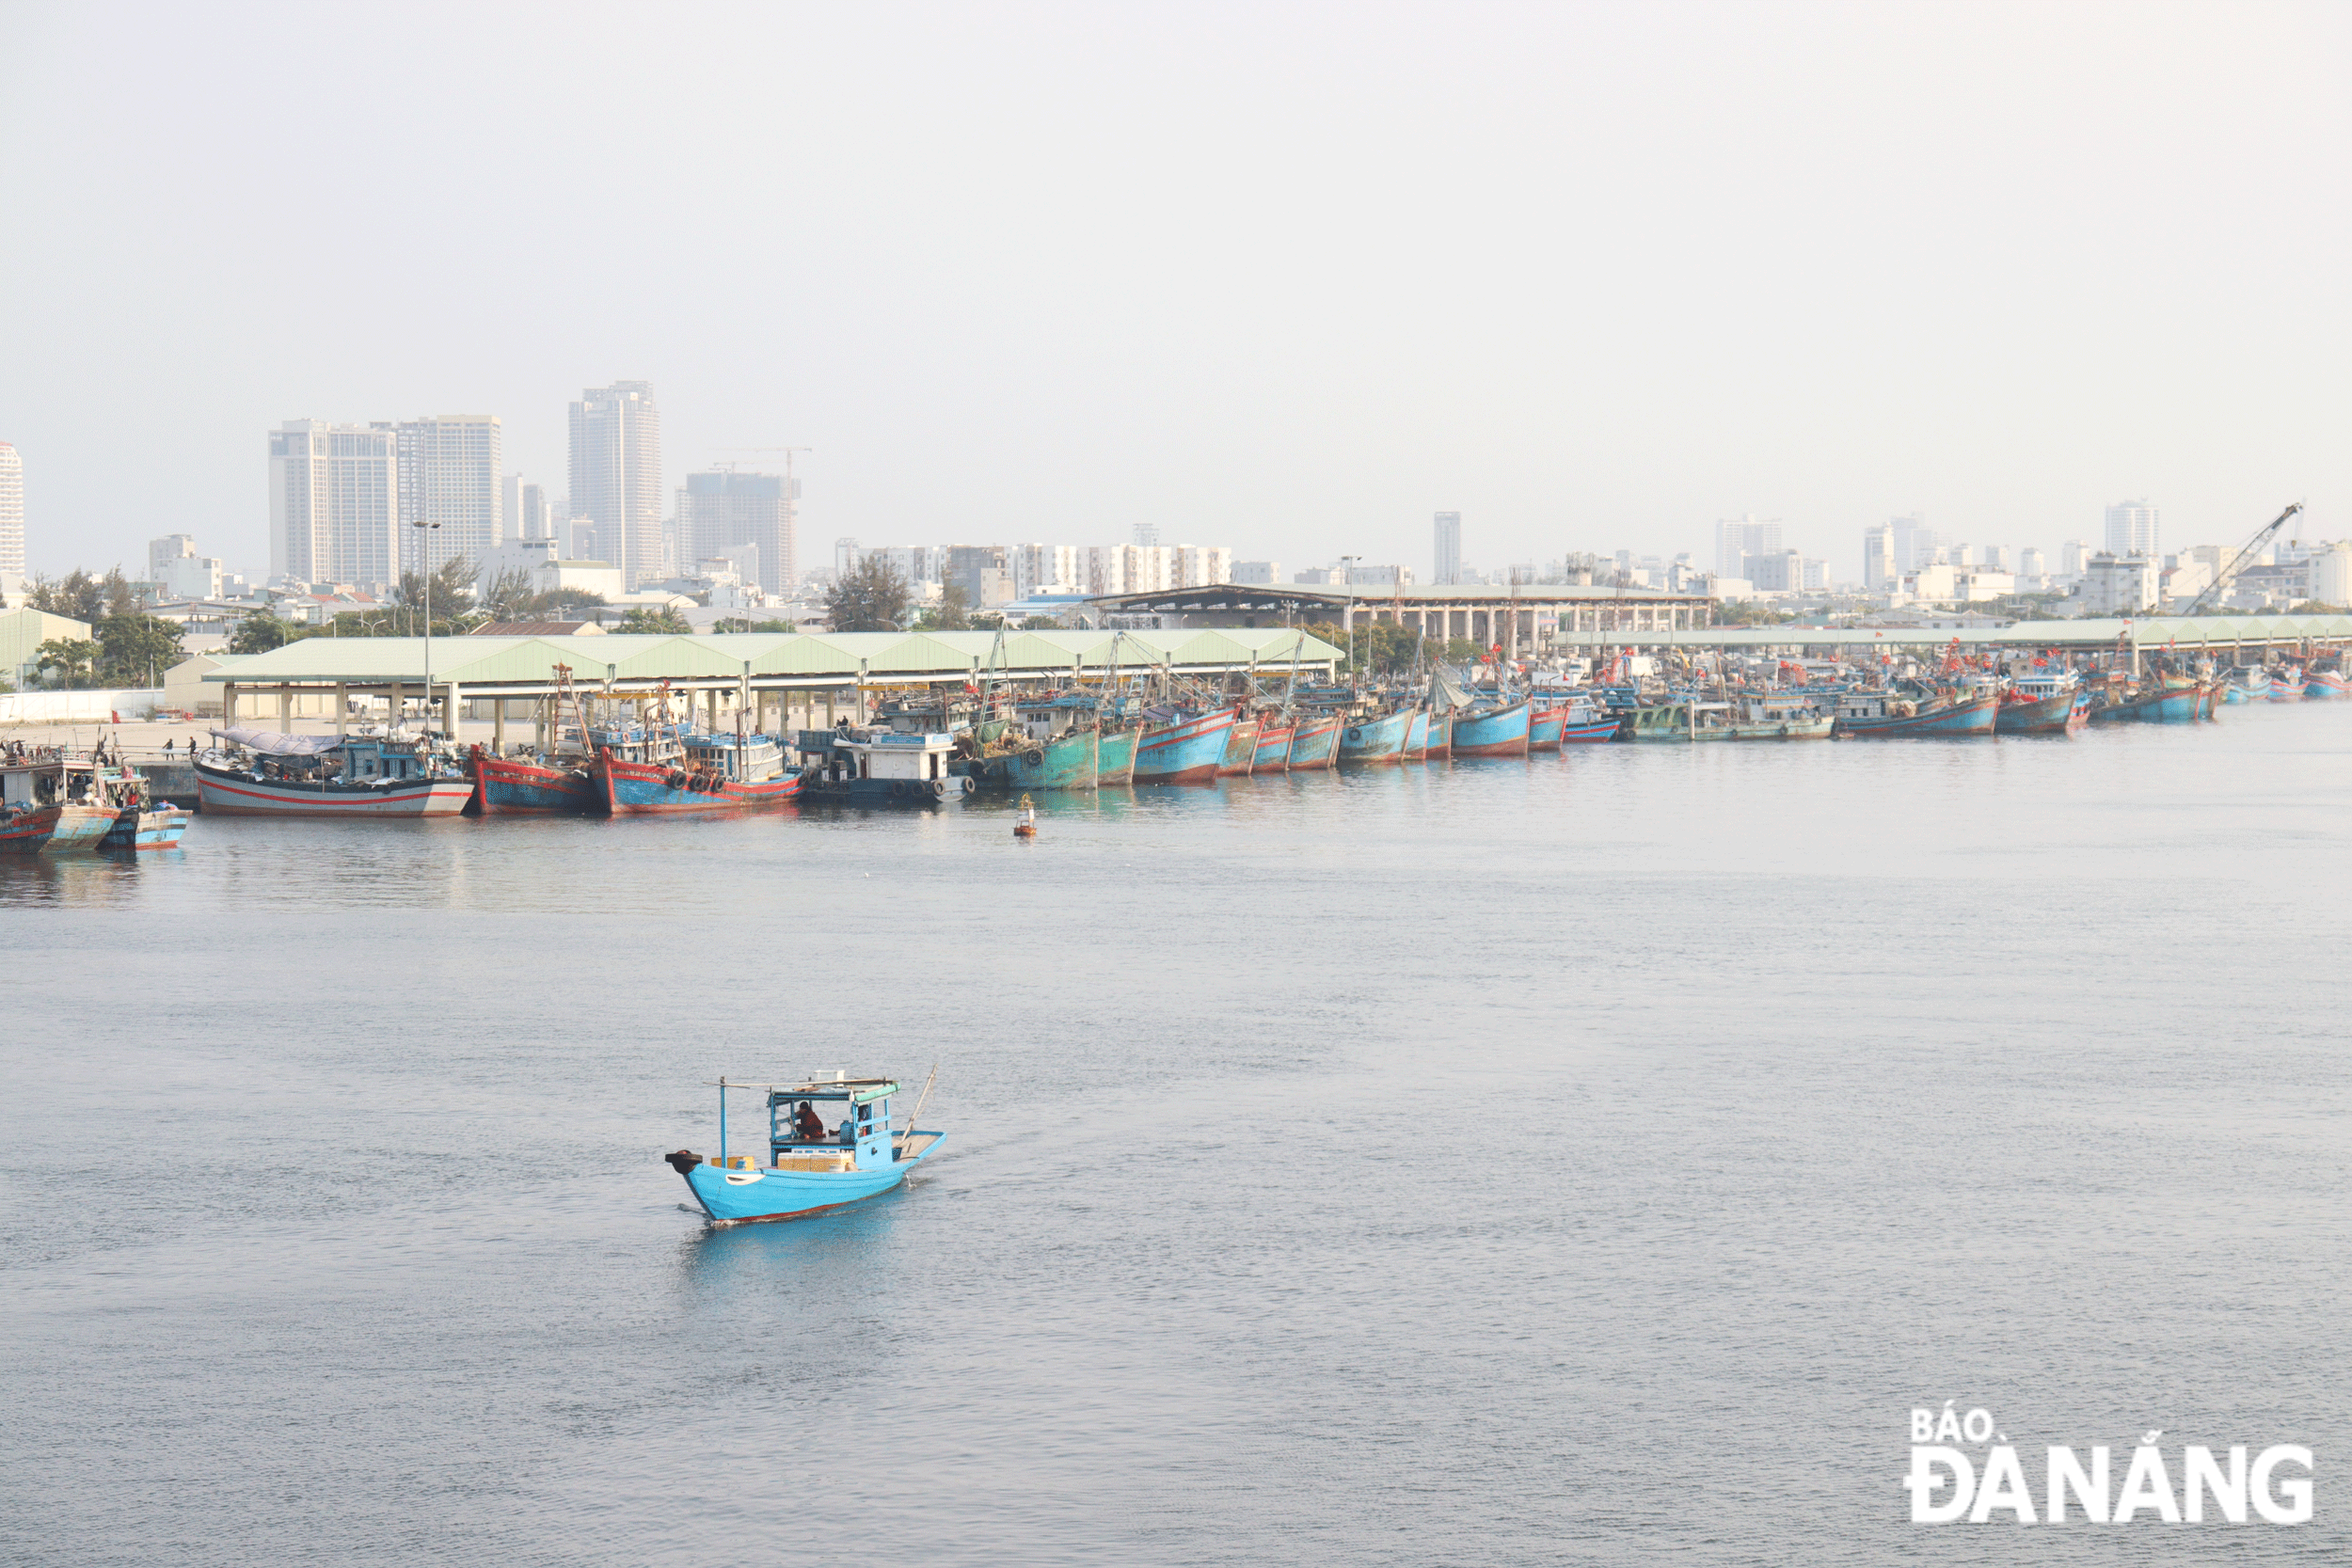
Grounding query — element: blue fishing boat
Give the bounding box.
[664,1071,946,1226]
[1285,714,1342,770]
[1218,716,1260,776]
[2307,668,2349,700]
[1451,700,1532,757]
[1832,689,1998,737]
[1251,719,1296,772]
[1423,711,1453,757]
[981,696,1101,791]
[1403,709,1429,761]
[1339,708,1412,764]
[1528,704,1567,752]
[1096,727,1138,784]
[1557,694,1619,744]
[1995,672,2090,735]
[1134,707,1236,784]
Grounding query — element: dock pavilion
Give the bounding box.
[1560,613,2352,673]
[201,627,1345,747]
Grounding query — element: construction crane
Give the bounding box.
[2187,502,2302,615]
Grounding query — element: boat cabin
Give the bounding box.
[682,732,785,783]
[702,1073,941,1172]
[1010,694,1096,743]
[798,725,961,788]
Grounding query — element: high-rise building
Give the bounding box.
[0,441,22,577]
[269,420,399,586]
[2105,499,2159,559]
[1232,561,1281,585]
[569,381,663,590]
[2059,539,2090,576]
[1861,523,1897,592]
[397,416,502,573]
[2019,547,2046,578]
[516,483,551,541]
[1011,544,1081,597]
[1434,512,1462,586]
[1170,545,1232,588]
[677,471,797,594]
[1088,543,1171,596]
[1885,515,1948,571]
[1714,515,1781,579]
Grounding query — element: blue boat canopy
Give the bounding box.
[712,1075,899,1104]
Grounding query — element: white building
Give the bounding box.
[1888,515,1947,571]
[1748,548,1804,593]
[2018,546,2046,578]
[569,381,662,591]
[149,534,223,600]
[2074,552,2159,615]
[2059,539,2090,576]
[1434,512,1462,585]
[1861,523,1897,593]
[0,441,21,577]
[397,416,502,573]
[860,546,942,594]
[2105,499,2159,560]
[1011,543,1081,597]
[1171,545,1232,588]
[2310,542,2352,607]
[269,420,399,587]
[503,475,555,542]
[1088,543,1171,596]
[1232,560,1281,585]
[1714,515,1780,579]
[677,470,796,594]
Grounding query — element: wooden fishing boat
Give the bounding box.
[2305,669,2349,699]
[1285,714,1342,771]
[2088,683,2200,724]
[1134,707,1237,784]
[2267,672,2306,701]
[1339,708,1412,764]
[1996,673,2090,736]
[1557,694,1620,743]
[1528,704,1566,752]
[1403,709,1430,761]
[194,729,472,817]
[1250,721,1295,772]
[797,725,970,804]
[597,732,803,813]
[1423,711,1453,757]
[1218,717,1261,776]
[1832,689,1998,738]
[0,802,63,854]
[1,753,123,850]
[981,696,1101,791]
[1096,727,1138,784]
[665,1071,945,1226]
[1451,700,1532,757]
[2225,667,2270,704]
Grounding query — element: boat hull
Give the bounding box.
[676,1137,945,1225]
[1423,713,1452,757]
[1560,715,1621,743]
[41,803,118,851]
[1251,724,1295,772]
[102,805,189,850]
[1451,702,1532,757]
[1286,716,1341,770]
[1339,709,1412,764]
[1528,706,1566,752]
[2307,673,2349,699]
[2090,687,2201,724]
[472,752,599,815]
[983,727,1099,791]
[596,753,803,813]
[1217,720,1260,776]
[1995,689,2090,735]
[195,764,473,816]
[0,804,61,854]
[2267,680,2306,702]
[1134,710,1236,784]
[1835,693,1999,738]
[1096,729,1138,785]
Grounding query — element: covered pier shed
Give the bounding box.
[1563,613,2352,667]
[202,626,1343,743]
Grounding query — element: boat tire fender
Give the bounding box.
[1024,748,1044,767]
[930,778,948,799]
[960,776,977,796]
[663,1148,701,1176]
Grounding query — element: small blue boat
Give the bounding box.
[666,1072,945,1225]
[1832,689,1998,737]
[1134,708,1236,784]
[1339,708,1412,764]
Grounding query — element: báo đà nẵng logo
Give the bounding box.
[1905,1403,2312,1524]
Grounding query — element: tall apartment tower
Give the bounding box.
[270,420,399,586]
[0,442,22,578]
[1434,512,1462,585]
[502,474,554,543]
[678,470,797,594]
[2105,499,2159,559]
[569,381,662,589]
[397,416,502,573]
[1011,544,1081,597]
[1861,523,1897,592]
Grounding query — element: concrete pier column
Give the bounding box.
[492,701,505,754]
[335,683,348,739]
[388,681,403,730]
[444,682,461,740]
[222,682,237,727]
[535,702,548,754]
[277,688,291,732]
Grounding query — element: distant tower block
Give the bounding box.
[0,441,22,577]
[1434,511,1461,586]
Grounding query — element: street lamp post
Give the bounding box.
[411,518,441,736]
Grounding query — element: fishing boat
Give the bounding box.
[1451,700,1532,758]
[1133,707,1237,784]
[1527,705,1566,752]
[1217,716,1261,776]
[1251,718,1296,772]
[1831,688,1998,738]
[90,763,188,849]
[0,801,63,854]
[597,731,803,813]
[1558,694,1621,743]
[1423,711,1454,758]
[798,724,973,803]
[1338,707,1412,765]
[1403,709,1430,761]
[1096,726,1138,785]
[979,695,1101,791]
[2306,667,2349,700]
[195,728,472,816]
[2268,670,2307,701]
[1285,713,1342,770]
[1625,695,1834,741]
[663,1070,946,1226]
[470,748,599,814]
[2088,681,2201,724]
[0,752,123,851]
[1995,672,2090,736]
[2224,667,2270,704]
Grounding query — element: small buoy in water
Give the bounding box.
[1013,793,1038,839]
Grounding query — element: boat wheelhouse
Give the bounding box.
[596,730,802,813]
[664,1071,946,1225]
[799,724,975,803]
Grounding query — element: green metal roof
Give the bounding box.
[1565,614,2352,649]
[203,627,1344,686]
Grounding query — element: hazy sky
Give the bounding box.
[3,2,2347,582]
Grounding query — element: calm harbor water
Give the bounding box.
[8,704,2352,1565]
